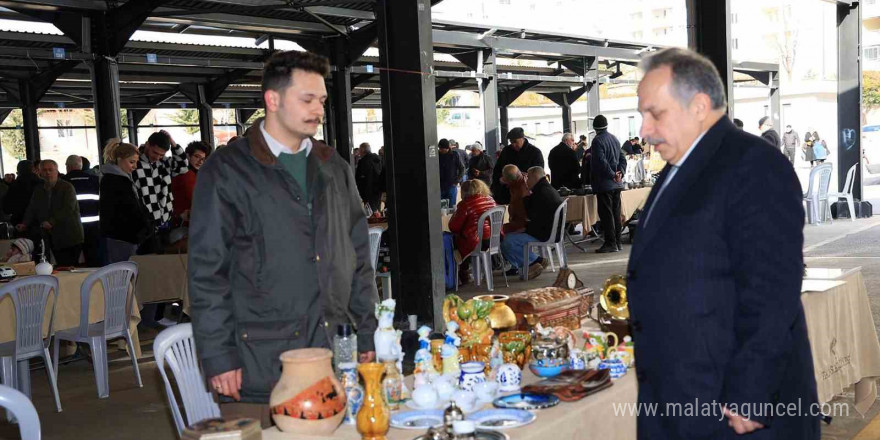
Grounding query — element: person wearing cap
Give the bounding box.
[491,127,545,204]
[3,237,33,263]
[590,115,625,253]
[467,142,494,186]
[759,116,781,150]
[782,125,799,164]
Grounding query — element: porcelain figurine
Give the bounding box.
[338,362,363,425]
[441,343,461,377]
[445,321,461,347]
[488,338,504,379]
[414,325,437,387]
[374,299,401,363]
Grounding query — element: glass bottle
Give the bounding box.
[333,323,357,374]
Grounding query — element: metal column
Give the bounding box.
[769,71,781,139]
[481,50,500,157]
[838,1,862,200]
[196,85,215,146]
[499,106,509,145]
[561,94,572,134]
[687,0,734,116]
[233,109,244,136]
[377,0,445,328]
[333,38,354,163]
[126,109,139,146]
[91,56,122,152]
[18,79,39,161]
[586,58,600,130]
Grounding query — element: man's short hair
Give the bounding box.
[639,47,727,111]
[65,154,83,170]
[261,50,331,94]
[438,138,450,149]
[733,118,744,129]
[562,133,574,143]
[185,140,213,158]
[758,116,771,128]
[360,142,372,154]
[527,166,546,181]
[579,134,587,140]
[633,136,640,141]
[502,164,521,181]
[41,159,58,169]
[147,131,172,150]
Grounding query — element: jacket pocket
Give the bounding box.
[236,318,308,398]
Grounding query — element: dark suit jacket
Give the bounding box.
[524,178,563,242]
[761,128,782,149]
[627,117,818,440]
[548,142,581,189]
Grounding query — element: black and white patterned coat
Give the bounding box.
[133,144,188,225]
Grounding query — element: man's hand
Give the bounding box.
[15,224,26,232]
[160,129,177,147]
[359,351,376,363]
[41,221,52,230]
[723,407,764,435]
[210,368,242,401]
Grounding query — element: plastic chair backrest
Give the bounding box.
[78,261,138,337]
[548,199,569,244]
[154,323,220,435]
[368,227,383,270]
[816,164,833,199]
[475,206,507,253]
[805,163,832,198]
[0,384,41,440]
[1,276,58,358]
[842,164,857,195]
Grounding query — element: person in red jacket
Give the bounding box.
[171,140,212,223]
[448,179,499,286]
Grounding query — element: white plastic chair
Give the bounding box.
[368,227,392,300]
[803,163,834,225]
[828,164,857,221]
[52,262,142,398]
[454,206,509,292]
[154,323,220,435]
[0,276,62,413]
[0,384,41,439]
[521,200,569,280]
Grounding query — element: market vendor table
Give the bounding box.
[129,253,189,313]
[801,267,880,415]
[263,326,638,440]
[565,187,652,233]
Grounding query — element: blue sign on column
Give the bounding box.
[52,47,65,59]
[146,53,158,63]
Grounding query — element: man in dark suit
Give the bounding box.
[548,132,581,189]
[759,116,781,151]
[629,48,817,439]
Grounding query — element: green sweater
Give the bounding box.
[278,151,308,196]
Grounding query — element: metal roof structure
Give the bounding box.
[0,0,777,112]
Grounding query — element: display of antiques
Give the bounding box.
[507,287,582,330]
[597,275,632,342]
[521,369,612,401]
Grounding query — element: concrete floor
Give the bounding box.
[3,216,880,439]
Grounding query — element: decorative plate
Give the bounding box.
[390,410,445,430]
[468,409,537,430]
[493,393,560,410]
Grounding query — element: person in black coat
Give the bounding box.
[629,48,817,440]
[491,127,545,204]
[355,142,383,212]
[3,160,42,226]
[500,167,561,280]
[547,133,581,189]
[467,143,493,186]
[438,138,464,206]
[590,115,625,253]
[759,116,781,151]
[99,142,153,264]
[63,155,101,267]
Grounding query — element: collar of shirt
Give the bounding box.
[260,121,312,157]
[670,130,706,169]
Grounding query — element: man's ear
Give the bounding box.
[264,89,280,113]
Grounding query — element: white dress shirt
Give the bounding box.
[260,121,312,158]
[642,131,706,227]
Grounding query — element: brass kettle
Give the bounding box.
[600,275,629,320]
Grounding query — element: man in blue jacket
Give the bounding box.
[590,115,625,253]
[628,47,817,439]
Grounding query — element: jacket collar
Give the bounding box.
[629,116,734,265]
[245,117,335,166]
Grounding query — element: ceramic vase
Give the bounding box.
[498,330,532,369]
[357,362,390,440]
[338,362,363,425]
[458,362,487,392]
[269,348,346,435]
[381,360,404,410]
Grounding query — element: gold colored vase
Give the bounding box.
[357,362,389,440]
[475,294,517,330]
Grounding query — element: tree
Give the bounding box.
[763,5,798,82]
[169,109,201,134]
[864,71,880,109]
[0,110,26,161]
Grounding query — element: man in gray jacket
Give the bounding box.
[188,50,378,426]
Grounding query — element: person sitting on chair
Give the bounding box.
[499,165,529,234]
[448,180,498,286]
[501,167,560,280]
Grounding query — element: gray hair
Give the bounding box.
[65,154,83,170]
[561,133,574,143]
[639,47,727,111]
[527,166,546,181]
